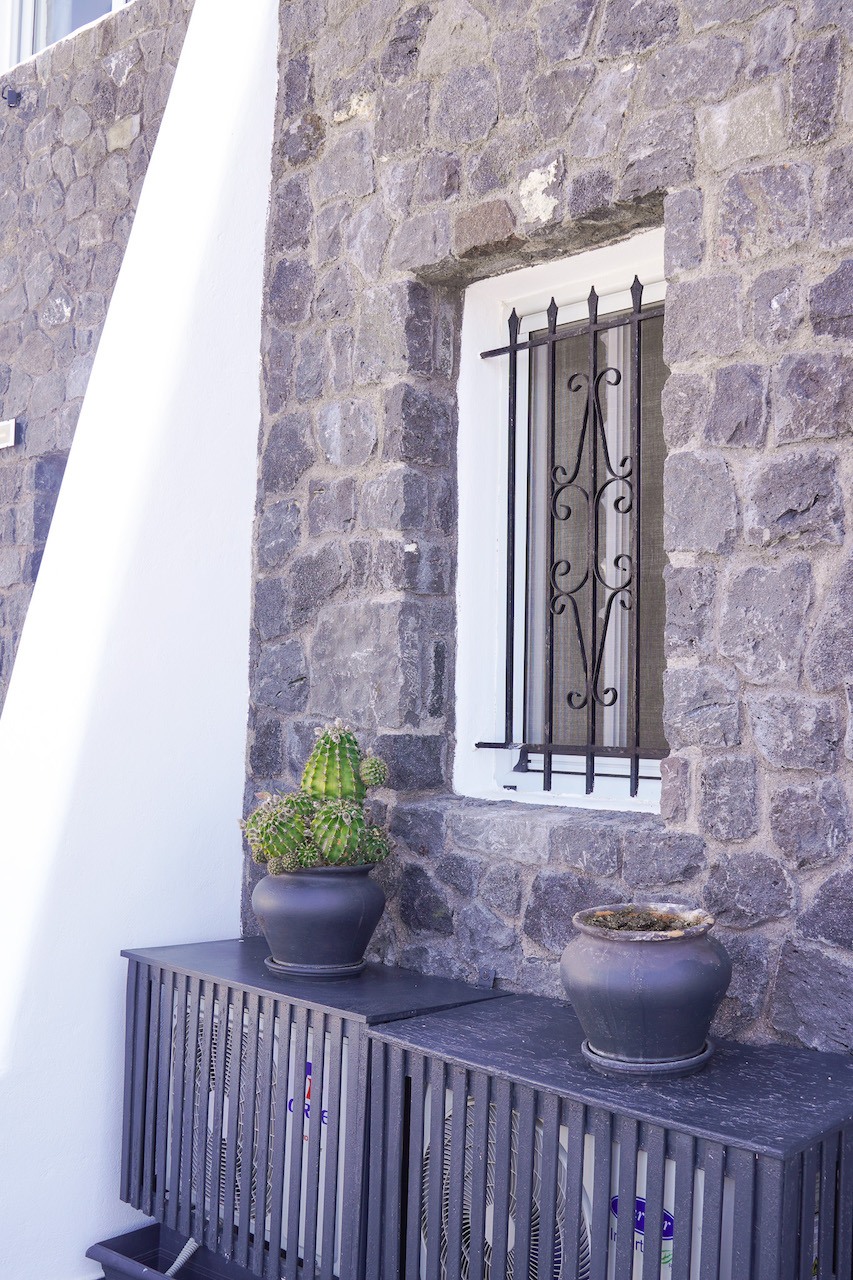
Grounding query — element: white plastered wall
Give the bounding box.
[0,0,278,1274]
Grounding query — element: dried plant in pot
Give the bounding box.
[242,721,392,978]
[560,903,732,1080]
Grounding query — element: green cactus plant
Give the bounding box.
[242,721,392,873]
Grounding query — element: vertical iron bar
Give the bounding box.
[505,308,520,746]
[284,1006,309,1280]
[614,1115,638,1280]
[404,1054,426,1280]
[234,992,260,1269]
[192,979,216,1244]
[585,289,599,794]
[629,278,643,796]
[165,972,188,1232]
[266,1001,292,1280]
[177,976,201,1239]
[729,1147,756,1280]
[589,1108,611,1280]
[672,1132,697,1280]
[141,966,161,1217]
[512,1086,536,1280]
[544,297,558,791]
[641,1124,666,1280]
[467,1071,490,1280]
[522,342,535,746]
[221,991,246,1260]
[561,1100,586,1280]
[251,996,276,1275]
[206,984,231,1251]
[444,1066,468,1280]
[537,1091,561,1280]
[320,1018,345,1280]
[698,1141,725,1280]
[302,1010,327,1280]
[154,968,175,1222]
[424,1057,446,1280]
[121,959,140,1205]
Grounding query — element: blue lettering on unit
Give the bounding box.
[610,1196,675,1242]
[286,1061,328,1124]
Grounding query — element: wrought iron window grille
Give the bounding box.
[475,277,668,799]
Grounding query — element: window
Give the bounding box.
[1,0,126,74]
[455,229,667,812]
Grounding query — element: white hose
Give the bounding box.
[165,1237,201,1277]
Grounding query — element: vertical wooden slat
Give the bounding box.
[424,1057,447,1280]
[341,1023,370,1280]
[835,1129,853,1280]
[221,990,246,1259]
[154,968,176,1221]
[755,1155,785,1280]
[128,961,152,1210]
[561,1100,586,1280]
[780,1155,802,1280]
[641,1125,666,1280]
[537,1091,561,1280]
[614,1114,639,1280]
[165,972,188,1231]
[488,1077,513,1280]
[698,1141,725,1280]
[404,1053,427,1280]
[444,1066,469,1280]
[798,1146,819,1280]
[120,959,140,1204]
[177,975,201,1238]
[266,1000,293,1280]
[251,995,277,1276]
[511,1086,536,1280]
[234,992,260,1269]
[192,979,216,1243]
[319,1017,345,1280]
[380,1044,407,1280]
[302,1010,327,1279]
[141,965,161,1216]
[467,1070,491,1280]
[818,1134,840,1280]
[671,1132,696,1280]
[206,984,232,1251]
[589,1109,612,1280]
[283,1005,309,1280]
[728,1146,756,1280]
[364,1038,387,1280]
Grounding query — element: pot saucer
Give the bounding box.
[580,1038,715,1080]
[264,956,366,980]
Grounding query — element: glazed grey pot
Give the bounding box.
[560,903,732,1079]
[251,865,386,979]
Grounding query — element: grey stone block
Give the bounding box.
[621,826,706,887]
[550,815,622,877]
[344,199,391,278]
[254,578,286,641]
[790,32,840,146]
[711,930,770,1039]
[315,263,354,324]
[384,382,454,468]
[663,451,737,554]
[317,398,378,466]
[705,850,794,928]
[374,733,444,790]
[454,199,519,258]
[800,871,853,949]
[660,372,710,449]
[744,450,844,550]
[750,267,804,348]
[482,860,524,919]
[537,0,596,64]
[436,66,498,147]
[249,718,284,778]
[810,260,853,340]
[597,0,679,56]
[821,145,853,248]
[664,189,704,273]
[770,941,853,1052]
[307,476,356,535]
[774,353,853,444]
[697,81,785,171]
[567,168,614,220]
[388,209,451,273]
[294,332,326,402]
[390,801,447,857]
[436,851,483,897]
[416,152,461,205]
[805,553,853,693]
[746,5,795,79]
[699,755,758,842]
[260,413,314,495]
[663,668,740,749]
[524,869,619,954]
[528,66,594,143]
[706,363,768,448]
[310,600,422,728]
[747,690,842,773]
[268,257,314,326]
[569,66,635,159]
[718,164,811,263]
[268,175,312,253]
[399,864,453,935]
[659,756,690,823]
[450,805,550,864]
[313,125,374,202]
[285,542,350,629]
[254,639,309,712]
[375,82,430,155]
[719,559,811,685]
[360,465,428,532]
[493,30,537,117]
[619,108,695,202]
[664,564,714,659]
[770,779,851,867]
[256,500,300,570]
[379,3,431,82]
[663,275,742,363]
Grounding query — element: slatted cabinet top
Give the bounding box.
[369,993,853,1158]
[122,937,506,1025]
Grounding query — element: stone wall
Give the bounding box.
[0,0,193,709]
[242,0,853,1052]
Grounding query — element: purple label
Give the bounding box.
[610,1196,675,1241]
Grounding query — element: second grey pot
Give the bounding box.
[560,902,732,1078]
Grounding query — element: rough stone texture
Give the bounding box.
[0,0,193,711]
[663,276,743,362]
[804,553,853,693]
[699,755,758,842]
[810,259,853,339]
[697,82,786,172]
[620,826,706,887]
[747,691,842,773]
[750,267,804,348]
[718,559,812,684]
[704,850,794,927]
[706,363,768,448]
[712,930,772,1040]
[664,452,737,553]
[773,353,852,443]
[770,779,851,867]
[663,189,704,274]
[770,942,853,1053]
[790,32,840,146]
[744,450,844,550]
[663,668,740,749]
[717,164,811,264]
[663,564,714,659]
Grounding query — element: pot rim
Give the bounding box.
[572,901,715,942]
[261,862,378,878]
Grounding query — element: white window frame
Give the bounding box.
[1,0,127,74]
[454,227,667,814]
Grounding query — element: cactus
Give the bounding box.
[302,721,366,802]
[242,722,393,873]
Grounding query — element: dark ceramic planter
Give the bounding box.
[251,864,386,978]
[560,902,732,1079]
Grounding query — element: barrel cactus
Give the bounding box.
[242,721,392,873]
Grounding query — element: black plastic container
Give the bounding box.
[87,1224,256,1280]
[560,902,732,1078]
